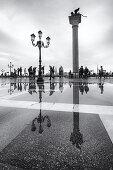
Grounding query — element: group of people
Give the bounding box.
[79,66,90,78]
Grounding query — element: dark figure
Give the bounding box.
[17,83,22,91]
[49,66,54,80]
[59,66,63,78]
[20,67,22,76]
[59,82,64,93]
[28,66,32,77]
[79,82,84,95]
[84,67,89,78]
[41,66,45,76]
[99,66,103,78]
[17,68,20,76]
[28,81,36,95]
[79,66,84,78]
[69,70,72,78]
[98,81,104,94]
[49,66,52,81]
[71,12,74,16]
[84,83,89,94]
[33,67,36,78]
[13,69,17,77]
[74,8,80,14]
[52,66,55,78]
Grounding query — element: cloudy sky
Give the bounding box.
[0,0,113,74]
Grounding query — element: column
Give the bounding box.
[69,11,81,78]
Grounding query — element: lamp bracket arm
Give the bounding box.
[32,41,37,47]
[42,42,49,48]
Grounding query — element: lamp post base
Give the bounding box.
[37,77,44,83]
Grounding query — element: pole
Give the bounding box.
[37,41,44,82]
[10,62,11,77]
[39,45,41,79]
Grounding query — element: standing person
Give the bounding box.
[84,67,89,78]
[99,66,103,78]
[69,70,72,78]
[20,67,22,77]
[49,66,52,81]
[41,66,45,76]
[79,66,84,78]
[28,66,32,77]
[59,66,63,78]
[33,67,36,78]
[14,68,17,78]
[52,66,55,79]
[17,68,20,76]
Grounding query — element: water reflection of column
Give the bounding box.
[70,82,83,149]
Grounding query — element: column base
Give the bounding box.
[73,72,79,78]
[37,77,44,83]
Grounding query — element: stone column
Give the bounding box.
[69,12,81,78]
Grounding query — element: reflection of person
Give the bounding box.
[59,82,64,93]
[84,82,89,94]
[59,66,63,78]
[17,82,22,91]
[79,82,84,95]
[99,66,104,78]
[84,67,89,78]
[28,81,36,95]
[98,81,104,94]
[49,82,55,96]
[49,66,54,80]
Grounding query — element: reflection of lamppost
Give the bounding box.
[30,30,50,83]
[31,84,51,133]
[8,62,14,77]
[8,82,14,95]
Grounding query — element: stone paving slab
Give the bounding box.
[0,111,113,169]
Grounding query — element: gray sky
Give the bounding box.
[0,0,113,73]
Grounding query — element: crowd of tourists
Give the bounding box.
[1,65,113,79]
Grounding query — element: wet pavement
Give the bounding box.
[0,77,113,170]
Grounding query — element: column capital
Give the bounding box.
[69,13,81,26]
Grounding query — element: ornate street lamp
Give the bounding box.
[30,30,50,83]
[1,69,5,77]
[8,62,14,77]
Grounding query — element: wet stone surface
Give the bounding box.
[0,77,113,169]
[0,111,113,169]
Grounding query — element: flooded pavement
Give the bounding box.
[0,77,113,169]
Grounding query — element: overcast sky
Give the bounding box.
[0,0,113,73]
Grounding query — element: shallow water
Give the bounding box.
[0,78,113,169]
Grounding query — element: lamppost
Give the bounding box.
[30,30,50,83]
[1,69,5,77]
[8,62,14,77]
